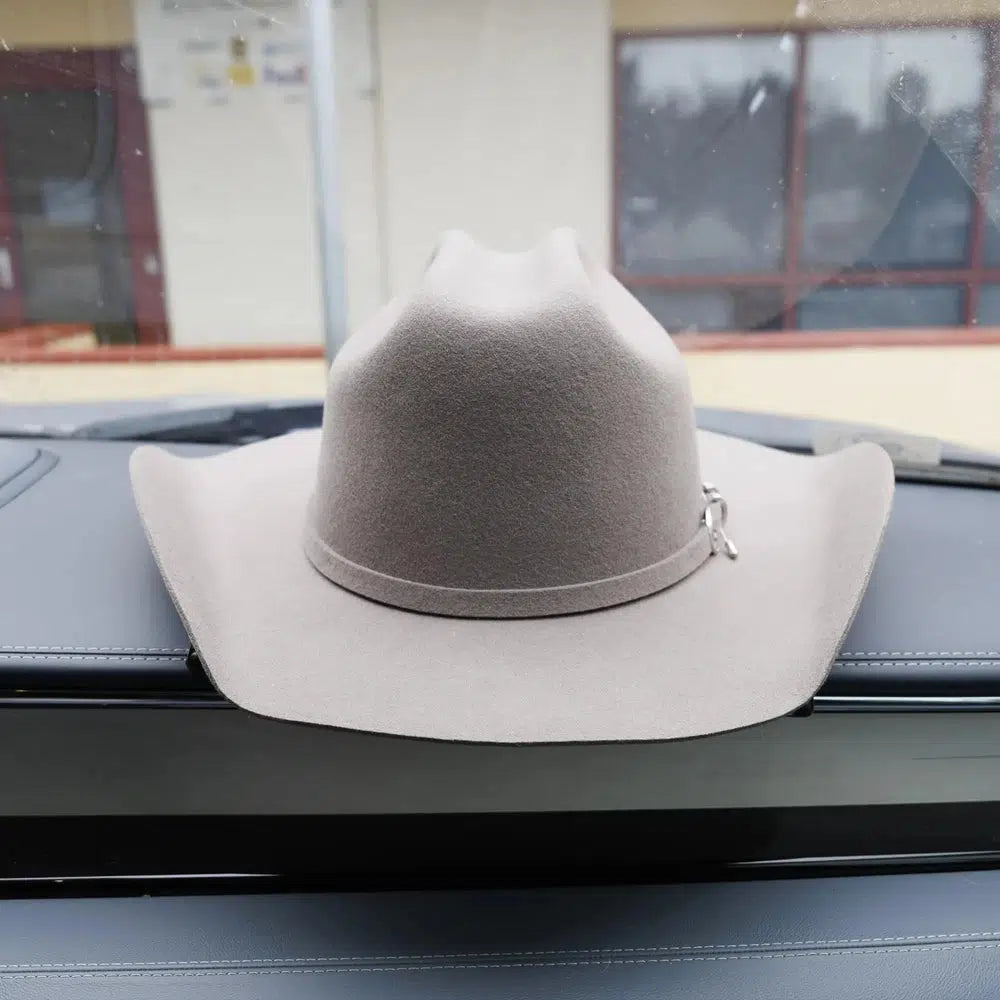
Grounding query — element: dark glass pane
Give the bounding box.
[802,28,981,271]
[0,89,135,332]
[980,34,1000,265]
[617,34,794,276]
[797,284,963,330]
[975,284,1000,323]
[633,286,784,333]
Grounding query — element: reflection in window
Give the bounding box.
[798,285,963,329]
[635,286,784,333]
[975,285,1000,324]
[802,29,982,271]
[617,34,795,276]
[981,74,1000,265]
[0,88,135,337]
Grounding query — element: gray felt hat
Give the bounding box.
[131,228,894,743]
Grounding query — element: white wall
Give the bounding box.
[147,92,324,346]
[375,0,611,294]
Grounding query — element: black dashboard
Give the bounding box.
[2,414,1000,997]
[0,422,998,878]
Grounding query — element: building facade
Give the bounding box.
[0,0,994,347]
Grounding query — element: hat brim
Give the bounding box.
[130,429,893,744]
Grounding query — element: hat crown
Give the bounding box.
[306,228,704,615]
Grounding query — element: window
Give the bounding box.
[798,284,964,330]
[0,49,165,345]
[614,25,1000,334]
[634,287,784,333]
[975,283,1000,322]
[802,29,981,272]
[617,34,795,276]
[982,76,1000,265]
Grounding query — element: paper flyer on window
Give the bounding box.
[133,0,308,106]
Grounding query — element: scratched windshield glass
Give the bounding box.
[0,2,996,452]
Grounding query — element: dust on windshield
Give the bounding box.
[0,0,997,452]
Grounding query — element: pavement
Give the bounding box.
[2,344,999,453]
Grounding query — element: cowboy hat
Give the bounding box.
[130,228,894,744]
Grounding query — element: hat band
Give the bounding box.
[303,521,713,619]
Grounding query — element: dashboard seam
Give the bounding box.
[5,941,1000,978]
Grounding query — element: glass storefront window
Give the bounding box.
[798,284,964,330]
[802,28,982,271]
[634,286,784,333]
[617,34,795,276]
[615,25,995,333]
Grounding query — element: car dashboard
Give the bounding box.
[2,420,1000,997]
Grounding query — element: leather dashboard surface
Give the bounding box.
[0,436,998,698]
[3,870,1000,997]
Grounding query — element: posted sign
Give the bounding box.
[133,0,308,105]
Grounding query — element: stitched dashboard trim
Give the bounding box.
[3,941,1000,979]
[5,929,1000,971]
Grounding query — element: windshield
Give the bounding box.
[2,2,1000,871]
[0,0,997,456]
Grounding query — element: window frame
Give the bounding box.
[612,20,1000,340]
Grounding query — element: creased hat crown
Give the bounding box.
[304,227,706,616]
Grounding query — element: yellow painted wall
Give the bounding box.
[686,345,1000,454]
[12,0,994,52]
[0,0,134,48]
[614,0,1000,30]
